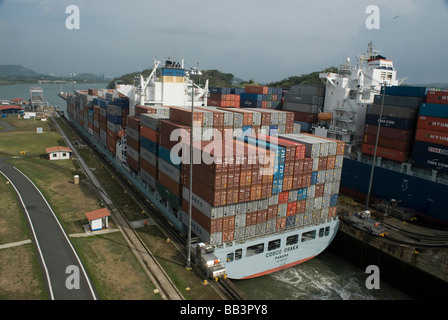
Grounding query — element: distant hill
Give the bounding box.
[0,65,42,77]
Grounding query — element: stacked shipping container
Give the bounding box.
[282,85,325,132]
[411,90,448,172]
[208,87,241,108]
[361,86,426,162]
[207,86,283,109]
[67,87,344,247]
[239,86,282,109]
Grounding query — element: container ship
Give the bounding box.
[65,59,343,279]
[281,43,448,225]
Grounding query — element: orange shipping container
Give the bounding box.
[158,171,181,197]
[140,126,159,143]
[361,144,409,162]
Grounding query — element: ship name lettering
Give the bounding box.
[265,249,282,258]
[284,245,299,253]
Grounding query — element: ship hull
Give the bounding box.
[213,219,339,279]
[340,157,448,225]
[67,113,339,279]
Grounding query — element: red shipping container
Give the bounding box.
[140,158,157,178]
[127,115,141,131]
[158,171,181,197]
[222,216,235,231]
[361,144,409,162]
[140,126,159,143]
[315,184,325,198]
[267,205,277,220]
[282,175,293,191]
[363,134,411,152]
[426,90,448,105]
[257,210,268,224]
[415,128,448,146]
[246,212,258,226]
[245,86,268,95]
[417,115,448,133]
[170,107,204,127]
[278,191,289,204]
[296,200,306,214]
[287,202,297,216]
[127,155,139,172]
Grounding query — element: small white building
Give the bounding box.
[85,208,111,232]
[45,146,72,160]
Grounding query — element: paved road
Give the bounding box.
[0,159,98,300]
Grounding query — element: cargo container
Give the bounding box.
[381,85,427,98]
[419,103,448,119]
[361,143,409,162]
[426,90,448,105]
[411,152,448,172]
[417,115,448,133]
[367,104,418,120]
[364,114,416,131]
[364,124,413,141]
[415,128,448,146]
[412,141,448,159]
[372,95,424,108]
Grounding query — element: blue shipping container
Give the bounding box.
[412,141,448,159]
[411,152,448,172]
[107,114,122,124]
[140,137,158,154]
[311,171,318,185]
[419,103,448,119]
[240,99,262,108]
[365,114,416,131]
[381,85,427,98]
[158,145,181,169]
[297,188,308,201]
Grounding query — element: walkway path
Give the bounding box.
[0,160,98,300]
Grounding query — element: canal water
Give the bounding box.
[0,83,411,300]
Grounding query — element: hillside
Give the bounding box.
[108,67,337,90]
[0,65,42,77]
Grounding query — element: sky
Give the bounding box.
[0,0,447,84]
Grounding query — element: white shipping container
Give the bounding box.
[234,227,245,241]
[269,194,279,206]
[210,232,222,246]
[255,222,267,236]
[314,197,323,210]
[257,199,269,211]
[266,219,277,233]
[235,213,246,228]
[245,225,256,239]
[223,204,236,217]
[235,202,247,215]
[158,158,180,182]
[277,203,287,217]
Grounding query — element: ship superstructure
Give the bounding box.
[316,42,403,153]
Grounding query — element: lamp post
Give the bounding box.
[186,70,195,270]
[365,82,386,210]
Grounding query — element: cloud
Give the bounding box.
[0,0,447,83]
